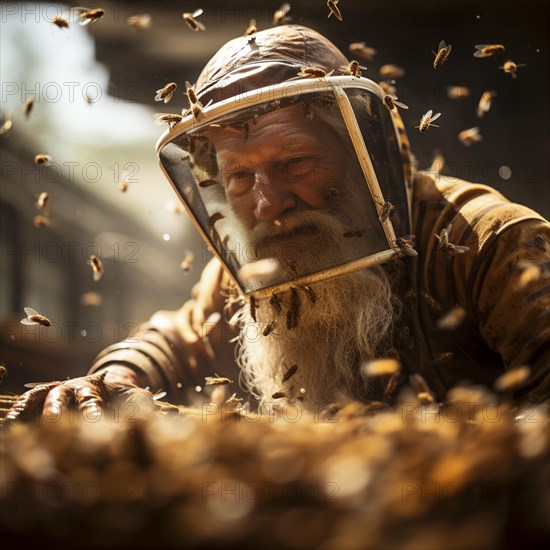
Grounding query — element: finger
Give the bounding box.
[4,382,60,425]
[42,384,76,420]
[74,382,105,420]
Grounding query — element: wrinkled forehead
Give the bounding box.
[203,104,341,158]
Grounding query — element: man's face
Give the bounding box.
[206,105,375,280]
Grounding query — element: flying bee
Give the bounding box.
[494,366,530,392]
[327,0,343,21]
[36,192,49,212]
[21,307,51,327]
[180,250,194,273]
[379,64,405,80]
[499,59,526,79]
[244,19,257,36]
[326,187,340,198]
[435,224,470,256]
[208,212,224,232]
[394,236,418,256]
[342,60,367,78]
[74,7,105,26]
[361,358,401,377]
[437,306,466,330]
[383,94,409,112]
[420,291,442,313]
[154,113,183,128]
[282,364,298,383]
[286,287,301,330]
[273,3,292,25]
[473,44,505,58]
[24,98,34,119]
[269,292,283,315]
[285,260,299,277]
[154,82,177,104]
[0,112,13,136]
[51,15,69,28]
[297,66,333,78]
[183,81,207,119]
[376,200,395,223]
[34,153,52,166]
[88,255,104,282]
[205,373,234,386]
[249,295,257,322]
[429,152,445,176]
[415,110,441,132]
[348,42,377,62]
[343,229,364,238]
[458,127,482,146]
[262,320,277,337]
[378,80,397,96]
[446,86,470,100]
[476,90,496,118]
[126,14,152,30]
[432,352,453,364]
[410,373,432,395]
[417,391,435,405]
[80,291,102,306]
[118,180,129,192]
[33,214,50,228]
[272,391,287,399]
[384,371,404,398]
[182,9,205,31]
[432,40,452,69]
[517,262,541,289]
[299,285,316,304]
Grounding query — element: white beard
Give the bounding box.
[235,266,398,412]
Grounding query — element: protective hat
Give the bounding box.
[157,25,413,298]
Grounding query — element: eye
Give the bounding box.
[282,156,316,180]
[225,169,255,196]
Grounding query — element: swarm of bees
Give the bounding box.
[415,110,441,133]
[432,40,452,69]
[182,9,205,31]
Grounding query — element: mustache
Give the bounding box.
[251,210,348,250]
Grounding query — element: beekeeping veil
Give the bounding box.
[157,25,413,298]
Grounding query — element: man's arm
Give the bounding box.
[6,258,239,423]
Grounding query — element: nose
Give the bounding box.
[253,167,297,223]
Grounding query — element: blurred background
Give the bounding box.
[1,0,548,392]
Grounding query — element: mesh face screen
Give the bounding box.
[159,86,408,294]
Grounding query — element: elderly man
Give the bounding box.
[7,25,549,421]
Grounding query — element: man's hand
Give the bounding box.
[4,366,145,425]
